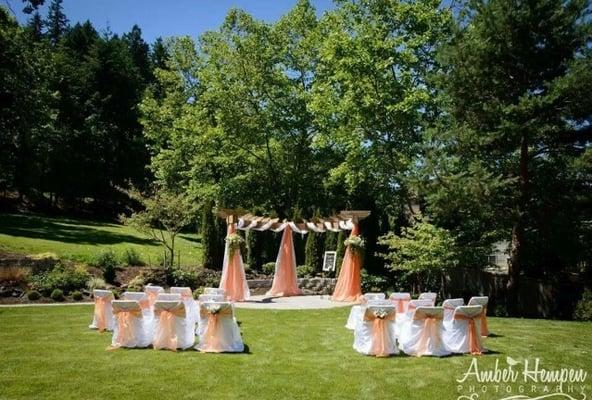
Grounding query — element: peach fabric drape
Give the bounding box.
[480,307,490,337]
[219,224,250,302]
[392,299,410,313]
[94,296,110,332]
[414,314,443,356]
[111,308,142,348]
[267,226,301,297]
[454,314,484,355]
[331,223,362,302]
[153,304,186,351]
[200,307,233,353]
[363,308,396,357]
[146,291,159,308]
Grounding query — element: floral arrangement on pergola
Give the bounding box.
[217,209,370,303]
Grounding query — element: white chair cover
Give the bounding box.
[144,285,164,309]
[156,293,182,301]
[468,296,490,336]
[89,289,114,331]
[353,304,398,357]
[346,294,392,330]
[389,292,411,314]
[418,292,437,305]
[442,298,465,321]
[395,299,433,337]
[122,291,152,318]
[196,302,244,353]
[171,287,198,326]
[204,287,225,296]
[443,305,485,355]
[196,294,227,335]
[110,300,153,348]
[363,293,386,301]
[399,306,450,357]
[152,301,194,350]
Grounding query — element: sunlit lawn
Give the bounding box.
[0,305,590,400]
[0,213,201,266]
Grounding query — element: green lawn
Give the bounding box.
[0,305,590,400]
[0,213,202,266]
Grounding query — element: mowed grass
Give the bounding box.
[0,213,202,266]
[0,306,591,400]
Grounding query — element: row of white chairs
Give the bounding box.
[347,292,490,357]
[89,286,243,352]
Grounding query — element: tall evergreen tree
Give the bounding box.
[46,0,68,44]
[201,201,219,269]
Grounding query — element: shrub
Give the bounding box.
[0,266,30,284]
[262,262,276,275]
[361,270,388,293]
[126,275,145,292]
[574,290,592,321]
[95,250,118,284]
[193,287,204,299]
[122,248,144,266]
[30,264,89,296]
[195,269,222,288]
[71,291,83,301]
[297,264,315,278]
[139,267,168,286]
[50,288,64,301]
[27,290,41,301]
[86,277,107,291]
[171,267,199,288]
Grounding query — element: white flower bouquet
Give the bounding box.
[225,233,244,256]
[344,235,365,254]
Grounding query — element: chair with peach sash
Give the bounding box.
[204,287,225,296]
[109,300,153,349]
[399,306,450,357]
[152,300,194,351]
[122,291,152,318]
[442,298,465,321]
[443,305,486,355]
[395,299,433,337]
[468,296,490,336]
[89,289,114,332]
[418,292,437,305]
[346,293,387,330]
[144,285,164,309]
[353,304,398,357]
[171,287,198,325]
[156,293,182,301]
[196,301,244,353]
[196,293,227,335]
[389,292,411,314]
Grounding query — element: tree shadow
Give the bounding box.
[0,213,155,246]
[179,234,201,244]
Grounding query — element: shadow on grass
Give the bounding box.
[0,213,155,247]
[179,234,201,244]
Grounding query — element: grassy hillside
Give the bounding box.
[0,213,202,267]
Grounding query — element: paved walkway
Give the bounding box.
[0,295,356,310]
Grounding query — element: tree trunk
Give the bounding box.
[507,133,529,316]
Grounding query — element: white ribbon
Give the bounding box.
[288,222,308,234]
[339,219,354,230]
[306,222,326,233]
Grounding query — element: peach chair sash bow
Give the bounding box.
[111,308,142,348]
[146,291,159,307]
[94,296,111,332]
[364,308,396,357]
[480,306,489,337]
[138,298,150,310]
[200,306,234,352]
[153,304,186,351]
[454,314,483,355]
[413,312,443,356]
[392,298,410,313]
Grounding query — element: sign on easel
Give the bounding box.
[323,251,337,271]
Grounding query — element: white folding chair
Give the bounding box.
[442,298,465,321]
[395,299,433,337]
[468,296,490,336]
[418,292,437,305]
[346,294,387,330]
[443,305,485,355]
[389,292,411,314]
[399,306,450,357]
[171,287,198,326]
[110,300,153,348]
[89,289,114,332]
[122,291,151,315]
[152,300,194,350]
[196,302,244,353]
[353,304,398,357]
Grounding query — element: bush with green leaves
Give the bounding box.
[196,269,222,288]
[30,264,90,296]
[122,248,144,266]
[171,267,199,288]
[95,250,118,284]
[193,287,204,299]
[574,290,592,321]
[71,291,83,301]
[86,277,107,291]
[361,270,388,293]
[126,275,145,292]
[262,262,276,275]
[27,290,41,301]
[50,288,65,301]
[297,264,315,278]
